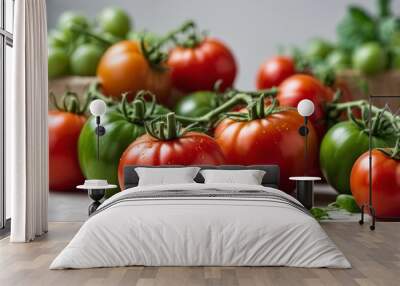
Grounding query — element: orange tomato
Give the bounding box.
[97,40,171,105]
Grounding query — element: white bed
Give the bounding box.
[50,182,350,269]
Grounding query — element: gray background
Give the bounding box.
[47,0,400,89]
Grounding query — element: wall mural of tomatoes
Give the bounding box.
[48,5,400,219]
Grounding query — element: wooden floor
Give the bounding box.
[0,222,399,286]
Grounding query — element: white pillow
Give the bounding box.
[200,169,266,185]
[135,167,200,186]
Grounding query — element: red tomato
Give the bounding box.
[49,111,86,191]
[256,56,295,89]
[277,74,332,139]
[327,79,361,119]
[350,149,400,217]
[214,109,318,192]
[118,132,225,189]
[97,40,171,105]
[168,38,237,92]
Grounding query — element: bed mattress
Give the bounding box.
[50,183,350,269]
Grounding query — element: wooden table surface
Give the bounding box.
[0,221,399,286]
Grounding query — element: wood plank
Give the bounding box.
[0,222,399,286]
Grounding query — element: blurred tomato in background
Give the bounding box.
[256,56,295,89]
[277,74,332,139]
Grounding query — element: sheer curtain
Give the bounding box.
[7,0,48,242]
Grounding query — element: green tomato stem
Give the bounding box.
[132,100,145,122]
[121,93,132,122]
[175,88,280,125]
[136,90,157,116]
[392,138,400,158]
[230,87,279,98]
[175,92,254,124]
[371,109,385,135]
[88,81,119,106]
[166,113,178,139]
[70,25,113,47]
[80,89,92,114]
[330,99,400,140]
[249,101,259,120]
[151,20,197,51]
[145,113,182,141]
[67,96,79,113]
[50,91,89,115]
[158,121,166,140]
[378,138,400,160]
[347,106,365,131]
[140,20,199,68]
[258,95,265,118]
[144,89,281,141]
[328,100,400,125]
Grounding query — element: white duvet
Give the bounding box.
[50,183,350,269]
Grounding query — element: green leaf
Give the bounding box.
[378,17,400,45]
[310,207,330,221]
[336,6,377,51]
[377,0,392,18]
[336,194,361,213]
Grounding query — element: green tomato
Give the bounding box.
[306,39,333,61]
[175,91,218,118]
[78,105,169,197]
[335,194,360,213]
[320,121,395,194]
[101,32,122,45]
[48,29,73,49]
[352,42,387,75]
[70,44,104,76]
[378,17,400,46]
[327,50,351,71]
[58,11,89,42]
[97,7,131,38]
[58,11,89,32]
[48,48,69,79]
[336,6,376,51]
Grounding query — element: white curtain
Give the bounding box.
[7,0,48,242]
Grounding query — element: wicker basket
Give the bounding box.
[337,70,400,110]
[48,72,400,112]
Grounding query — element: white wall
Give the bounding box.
[47,0,400,89]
